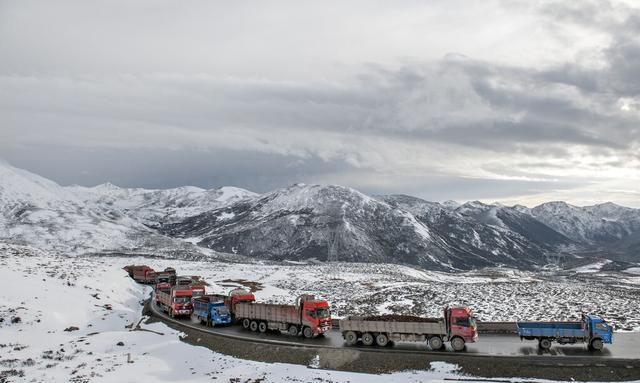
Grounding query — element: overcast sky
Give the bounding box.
[1,0,639,207]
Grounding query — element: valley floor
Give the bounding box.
[2,242,640,383]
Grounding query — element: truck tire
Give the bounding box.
[242,318,251,329]
[590,338,604,351]
[451,337,465,351]
[288,325,298,336]
[429,336,443,350]
[303,326,314,338]
[539,338,552,350]
[258,322,268,333]
[376,333,389,347]
[344,331,358,346]
[361,332,375,346]
[250,320,259,332]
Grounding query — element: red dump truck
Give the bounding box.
[156,286,193,318]
[189,283,206,299]
[339,306,478,351]
[155,267,177,286]
[125,265,157,284]
[210,288,256,319]
[236,294,331,338]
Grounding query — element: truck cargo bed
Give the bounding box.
[340,316,447,335]
[517,321,586,338]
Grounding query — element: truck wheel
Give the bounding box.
[361,332,374,346]
[451,337,465,351]
[250,321,259,332]
[288,325,298,336]
[303,326,314,338]
[242,318,251,329]
[258,322,268,333]
[376,333,389,347]
[590,338,604,351]
[344,331,358,346]
[429,336,443,350]
[539,338,552,350]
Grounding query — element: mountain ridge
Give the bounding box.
[1,161,639,270]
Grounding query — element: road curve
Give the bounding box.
[146,295,640,381]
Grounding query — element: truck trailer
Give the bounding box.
[339,306,478,351]
[517,314,613,351]
[156,286,193,318]
[236,294,331,338]
[192,295,232,327]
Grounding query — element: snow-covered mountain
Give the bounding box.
[530,201,640,244]
[1,161,639,270]
[163,188,564,271]
[0,162,253,256]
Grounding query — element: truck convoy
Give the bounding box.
[192,295,232,327]
[235,294,332,338]
[130,264,616,353]
[156,285,193,318]
[339,306,478,351]
[517,314,613,350]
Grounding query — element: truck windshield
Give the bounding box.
[455,317,471,327]
[174,296,190,303]
[215,307,230,316]
[192,290,204,297]
[316,308,330,318]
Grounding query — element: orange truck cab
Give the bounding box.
[189,284,206,299]
[445,306,478,344]
[156,286,193,318]
[300,295,332,336]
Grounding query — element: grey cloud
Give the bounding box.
[1,0,640,206]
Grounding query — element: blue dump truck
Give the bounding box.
[192,295,232,327]
[517,314,613,351]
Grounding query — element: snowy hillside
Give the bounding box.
[530,201,640,244]
[70,183,257,226]
[162,184,463,270]
[0,162,252,256]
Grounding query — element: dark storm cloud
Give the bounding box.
[1,144,363,192]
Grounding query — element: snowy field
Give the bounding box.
[0,243,480,383]
[2,242,640,382]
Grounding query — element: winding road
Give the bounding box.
[146,295,640,381]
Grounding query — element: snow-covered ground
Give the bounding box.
[0,243,477,383]
[3,243,640,382]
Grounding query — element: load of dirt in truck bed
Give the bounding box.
[362,314,440,323]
